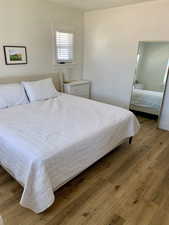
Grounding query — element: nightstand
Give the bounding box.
[64,80,90,99]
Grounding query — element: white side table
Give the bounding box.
[64,80,90,99]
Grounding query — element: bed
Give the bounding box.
[0,74,140,213]
[130,88,163,115]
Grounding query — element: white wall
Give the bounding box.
[136,42,169,92]
[83,0,169,107]
[83,0,169,130]
[0,0,83,80]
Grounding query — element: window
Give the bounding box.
[56,31,74,63]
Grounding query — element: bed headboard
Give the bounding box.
[0,73,64,92]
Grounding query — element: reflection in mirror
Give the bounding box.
[130,41,169,121]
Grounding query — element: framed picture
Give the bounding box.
[3,46,27,65]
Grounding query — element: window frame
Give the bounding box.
[55,30,75,64]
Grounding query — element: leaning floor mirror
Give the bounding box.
[130,41,169,125]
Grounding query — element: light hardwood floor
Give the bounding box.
[1,116,169,225]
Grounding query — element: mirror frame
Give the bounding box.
[129,41,169,128]
[158,67,169,128]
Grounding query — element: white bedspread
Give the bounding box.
[131,88,163,110]
[0,94,139,213]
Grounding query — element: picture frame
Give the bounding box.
[3,46,27,65]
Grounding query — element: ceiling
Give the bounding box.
[50,0,158,11]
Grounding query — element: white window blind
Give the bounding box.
[56,31,74,63]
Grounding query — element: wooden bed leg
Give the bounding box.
[129,137,133,144]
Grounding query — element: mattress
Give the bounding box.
[131,88,163,111]
[0,94,140,213]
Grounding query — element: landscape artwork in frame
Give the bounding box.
[3,46,27,65]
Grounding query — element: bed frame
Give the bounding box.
[0,73,64,92]
[0,73,134,213]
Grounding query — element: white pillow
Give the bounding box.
[22,78,59,102]
[0,83,29,109]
